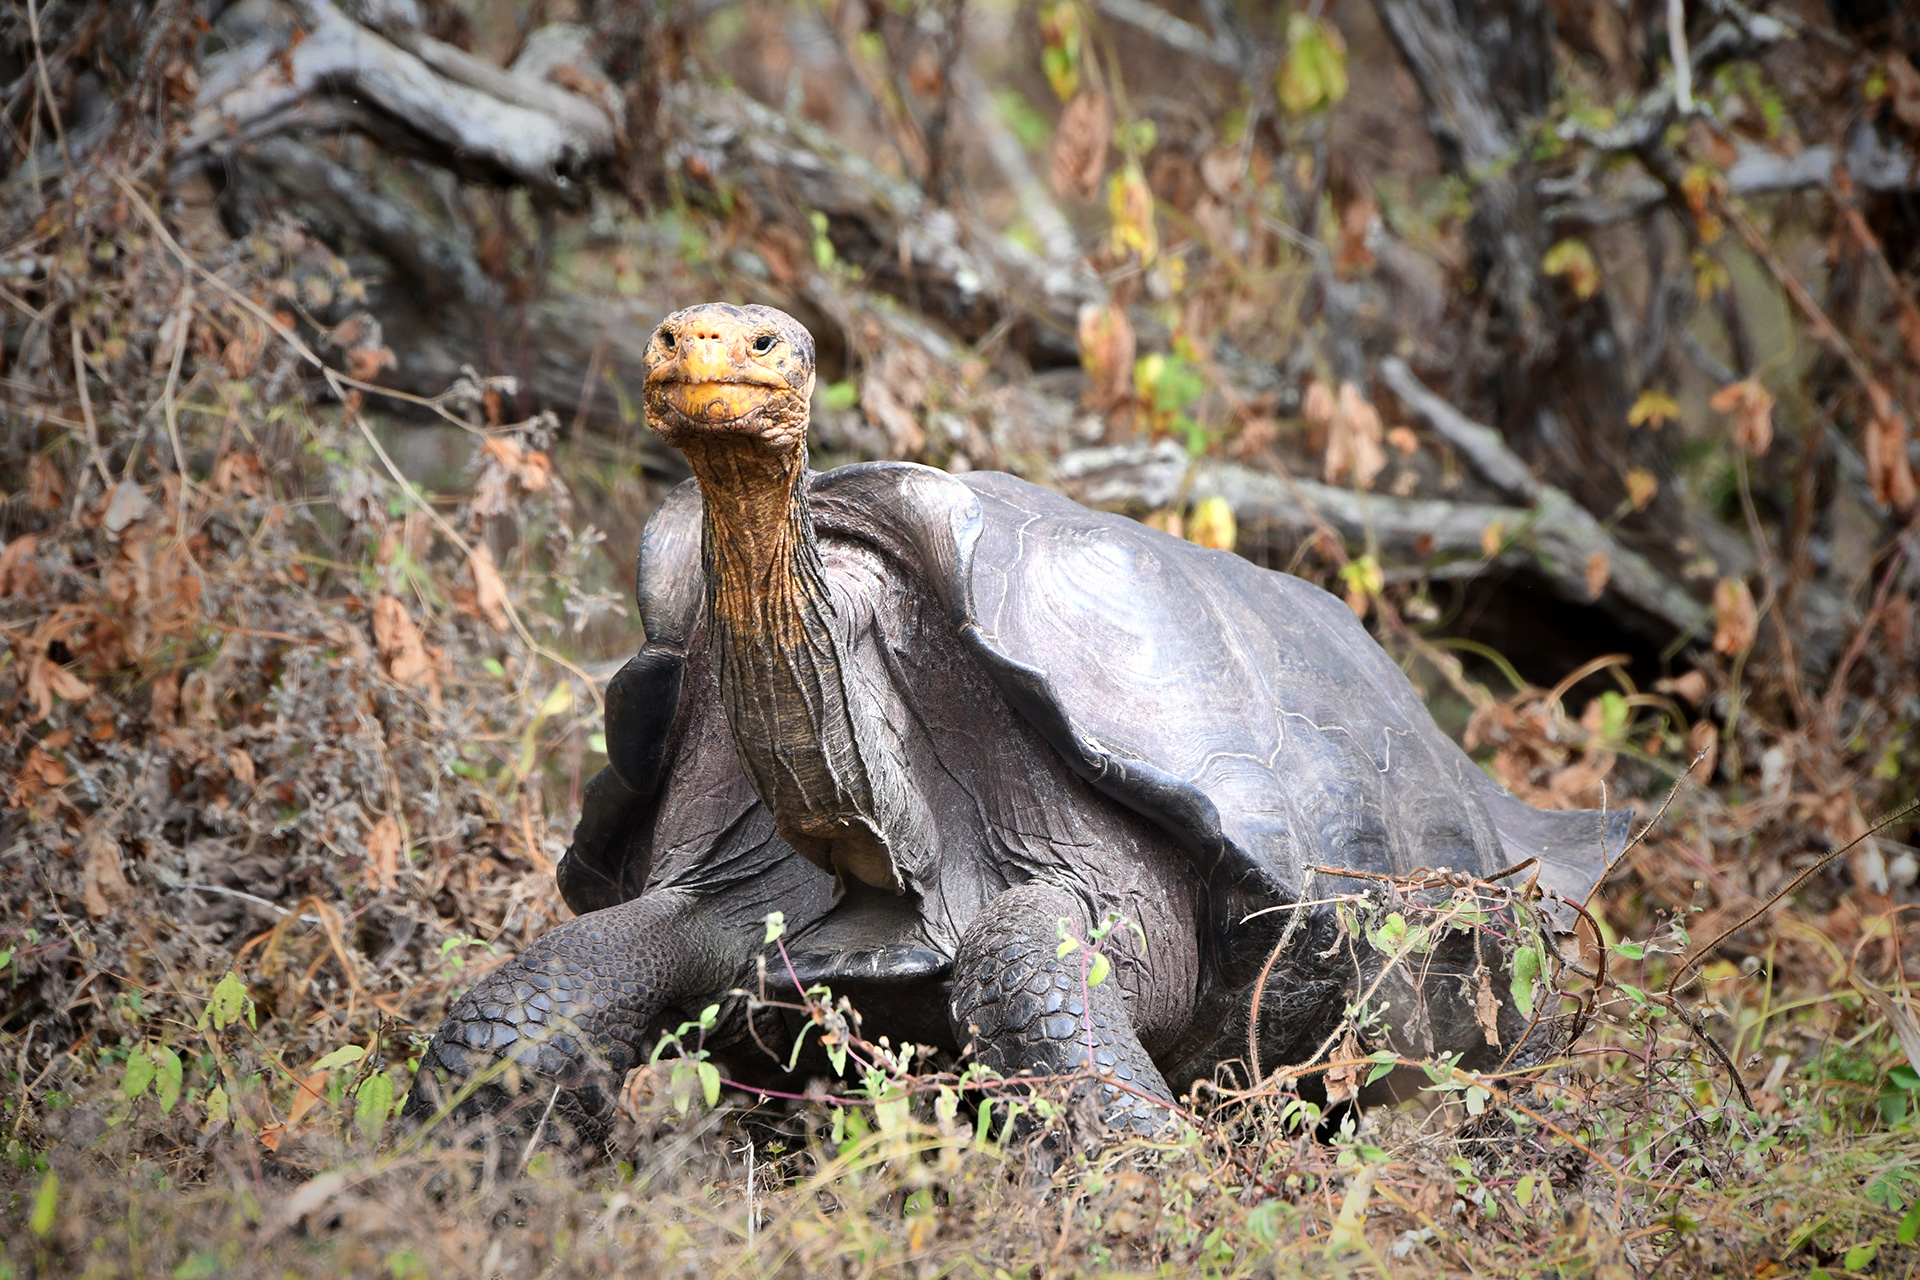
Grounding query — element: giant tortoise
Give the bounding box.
[408,302,1625,1134]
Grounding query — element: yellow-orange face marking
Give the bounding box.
[643,305,808,436]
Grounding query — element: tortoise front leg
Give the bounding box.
[405,889,735,1141]
[948,881,1174,1132]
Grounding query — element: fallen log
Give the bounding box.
[1054,437,1712,645]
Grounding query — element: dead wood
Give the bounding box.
[1054,437,1711,643]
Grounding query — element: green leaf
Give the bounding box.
[697,1061,721,1109]
[314,1044,367,1072]
[824,1035,848,1076]
[537,682,573,718]
[1516,1173,1536,1207]
[698,1003,721,1031]
[588,732,607,755]
[0,947,12,971]
[205,972,254,1031]
[1510,945,1541,1017]
[354,1072,395,1143]
[125,1049,156,1101]
[154,1047,184,1115]
[822,380,858,411]
[29,1168,58,1238]
[1057,937,1078,960]
[1277,14,1348,116]
[1464,1085,1489,1116]
[1899,1201,1920,1245]
[481,657,506,678]
[1338,555,1384,599]
[1844,1244,1876,1271]
[1612,941,1646,961]
[763,911,786,945]
[809,211,837,271]
[1086,952,1111,987]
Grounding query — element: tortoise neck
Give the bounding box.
[689,436,905,892]
[683,435,824,639]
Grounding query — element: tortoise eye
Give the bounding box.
[660,329,677,351]
[750,333,777,355]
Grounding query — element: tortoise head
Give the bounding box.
[642,303,816,453]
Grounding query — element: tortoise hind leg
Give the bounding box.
[405,889,730,1143]
[948,881,1174,1132]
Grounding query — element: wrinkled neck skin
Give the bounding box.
[680,432,917,893]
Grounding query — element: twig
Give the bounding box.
[69,325,112,488]
[1667,0,1693,114]
[516,1085,562,1175]
[1666,796,1920,1002]
[25,0,71,171]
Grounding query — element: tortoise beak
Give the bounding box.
[650,333,790,425]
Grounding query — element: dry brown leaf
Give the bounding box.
[1711,577,1758,655]
[1863,382,1918,510]
[1473,965,1502,1049]
[1584,550,1611,600]
[1326,1031,1362,1105]
[1710,378,1775,456]
[1324,382,1386,490]
[1050,90,1111,200]
[372,595,443,706]
[149,671,180,728]
[1335,188,1377,275]
[82,831,133,920]
[365,815,402,890]
[226,748,256,788]
[1688,719,1719,783]
[468,544,511,634]
[1076,302,1136,411]
[1386,425,1419,458]
[1657,670,1710,706]
[346,343,397,382]
[212,451,268,497]
[285,1070,331,1128]
[21,649,94,723]
[27,455,64,510]
[8,743,69,808]
[0,535,38,598]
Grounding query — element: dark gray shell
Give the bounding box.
[558,463,1625,922]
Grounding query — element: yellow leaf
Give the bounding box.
[1625,468,1659,510]
[1627,389,1682,431]
[1542,238,1601,300]
[1106,164,1157,263]
[1480,520,1506,557]
[1187,495,1237,551]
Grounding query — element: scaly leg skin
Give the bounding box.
[948,881,1174,1133]
[404,890,731,1144]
